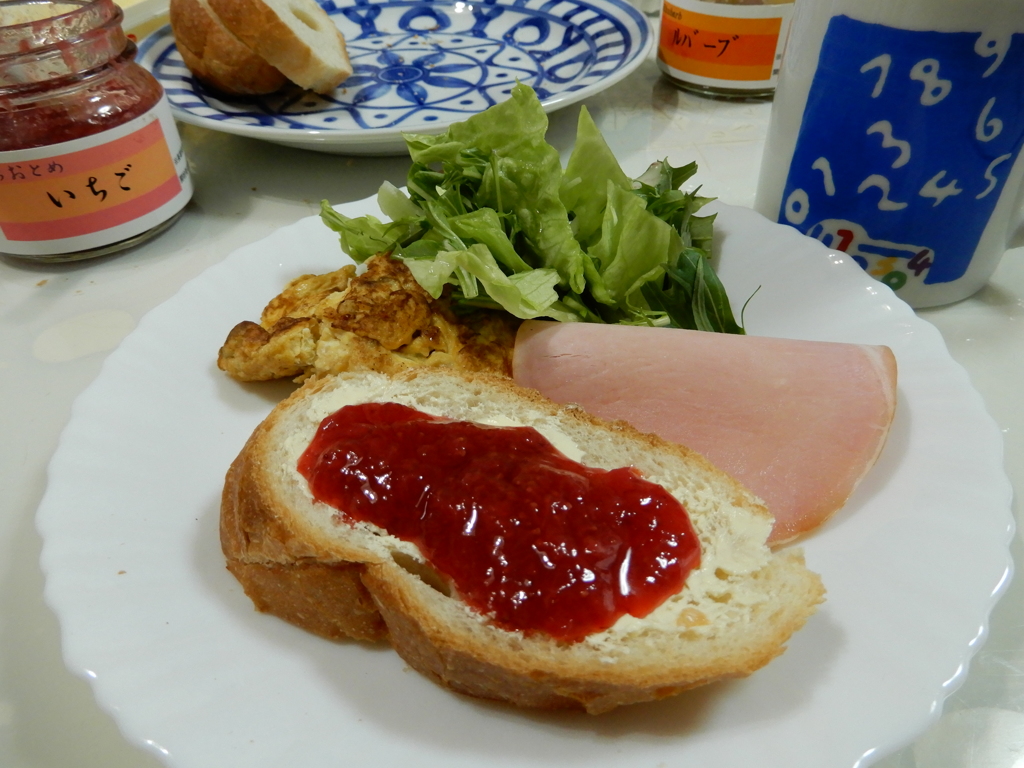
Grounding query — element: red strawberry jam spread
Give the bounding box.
[297,402,701,643]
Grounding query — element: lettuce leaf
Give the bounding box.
[560,106,631,248]
[319,203,424,263]
[377,181,423,220]
[319,85,744,334]
[404,243,579,321]
[588,182,675,305]
[449,208,532,274]
[405,83,586,293]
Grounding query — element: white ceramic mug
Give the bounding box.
[754,0,1024,308]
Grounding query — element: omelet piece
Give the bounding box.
[218,254,519,382]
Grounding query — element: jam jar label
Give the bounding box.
[0,95,192,257]
[658,0,793,90]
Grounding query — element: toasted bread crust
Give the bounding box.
[222,437,387,640]
[228,560,386,641]
[221,369,825,713]
[362,550,819,713]
[205,0,352,93]
[170,0,287,95]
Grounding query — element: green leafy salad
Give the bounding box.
[320,83,743,333]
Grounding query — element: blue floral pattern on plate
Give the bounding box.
[137,0,651,154]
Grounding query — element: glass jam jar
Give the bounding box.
[657,0,795,100]
[0,0,192,262]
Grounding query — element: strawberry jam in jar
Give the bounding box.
[0,0,192,261]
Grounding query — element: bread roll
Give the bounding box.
[170,0,287,96]
[222,369,824,713]
[205,0,353,94]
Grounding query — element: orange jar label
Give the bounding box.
[658,0,793,88]
[0,95,191,255]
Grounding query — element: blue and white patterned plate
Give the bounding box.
[137,0,652,155]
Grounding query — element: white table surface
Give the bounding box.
[2,32,1022,768]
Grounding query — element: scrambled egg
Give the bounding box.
[217,254,520,382]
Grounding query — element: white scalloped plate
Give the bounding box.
[37,198,1013,768]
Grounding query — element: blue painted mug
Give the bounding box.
[754,0,1024,308]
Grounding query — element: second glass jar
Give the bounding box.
[657,0,796,100]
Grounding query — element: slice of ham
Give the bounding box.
[513,321,897,545]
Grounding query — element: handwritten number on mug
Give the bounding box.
[976,98,1003,142]
[860,53,891,98]
[866,121,911,168]
[974,33,1010,77]
[909,59,952,105]
[977,154,1013,200]
[919,171,963,207]
[857,175,908,211]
